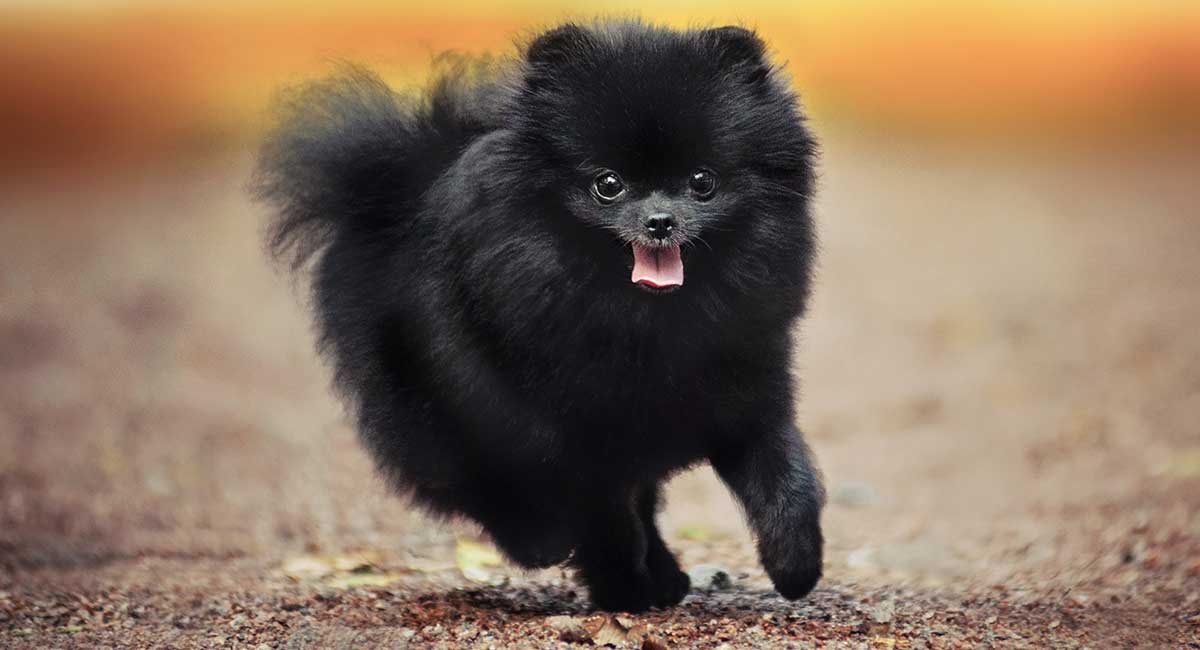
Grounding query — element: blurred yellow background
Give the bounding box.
[2,0,1198,177]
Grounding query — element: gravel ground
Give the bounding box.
[1,142,1198,648]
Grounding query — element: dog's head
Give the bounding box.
[510,21,817,295]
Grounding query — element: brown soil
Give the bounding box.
[1,142,1198,648]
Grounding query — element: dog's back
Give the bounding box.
[254,61,498,270]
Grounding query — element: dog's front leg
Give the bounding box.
[711,422,825,599]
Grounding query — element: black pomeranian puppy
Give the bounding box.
[255,19,824,612]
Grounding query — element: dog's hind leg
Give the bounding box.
[635,483,690,607]
[465,486,575,569]
[570,488,662,612]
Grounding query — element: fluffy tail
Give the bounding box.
[252,60,494,269]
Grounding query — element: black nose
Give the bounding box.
[644,213,676,240]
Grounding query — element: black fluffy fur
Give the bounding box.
[254,19,825,612]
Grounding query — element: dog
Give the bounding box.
[254,19,824,611]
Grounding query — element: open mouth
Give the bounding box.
[630,242,683,292]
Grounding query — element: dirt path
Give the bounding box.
[1,143,1198,648]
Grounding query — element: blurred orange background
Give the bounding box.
[2,0,1198,179]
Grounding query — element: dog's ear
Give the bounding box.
[704,26,770,84]
[526,23,590,67]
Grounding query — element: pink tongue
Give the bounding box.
[631,243,684,288]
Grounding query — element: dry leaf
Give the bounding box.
[281,555,334,581]
[281,551,389,586]
[331,554,375,573]
[592,615,632,646]
[400,555,457,573]
[546,615,590,643]
[456,538,504,583]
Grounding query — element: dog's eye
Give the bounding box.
[591,171,625,203]
[688,169,717,200]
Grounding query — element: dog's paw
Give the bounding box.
[490,523,574,569]
[761,520,823,600]
[585,569,659,613]
[650,565,690,607]
[581,544,689,611]
[766,554,821,600]
[645,545,690,607]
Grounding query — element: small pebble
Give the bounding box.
[688,565,734,591]
[870,599,895,624]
